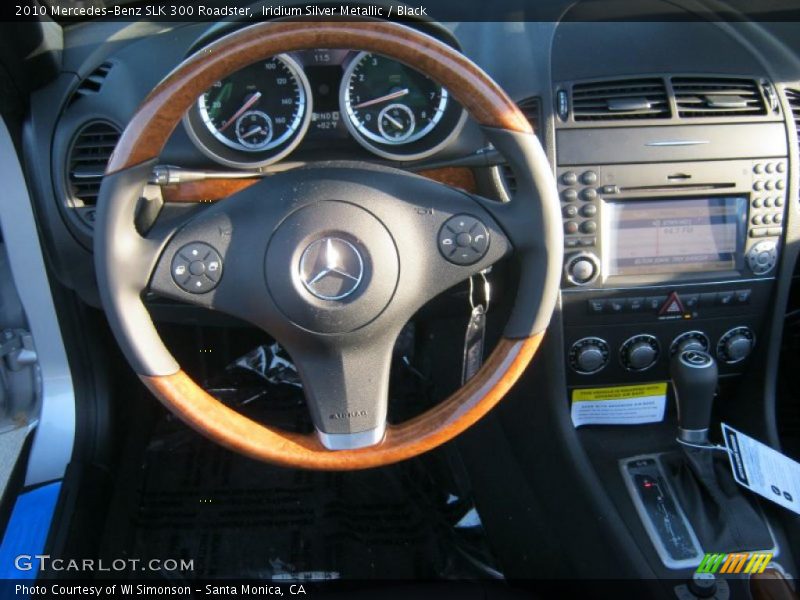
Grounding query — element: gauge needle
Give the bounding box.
[241,126,265,139]
[352,88,409,109]
[383,113,404,130]
[219,91,262,132]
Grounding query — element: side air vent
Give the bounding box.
[673,77,767,118]
[66,121,120,226]
[68,62,113,105]
[572,78,670,121]
[502,97,541,195]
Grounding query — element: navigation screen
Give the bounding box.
[605,196,746,277]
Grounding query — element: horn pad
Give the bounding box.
[265,200,399,334]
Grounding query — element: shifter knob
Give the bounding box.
[670,350,718,445]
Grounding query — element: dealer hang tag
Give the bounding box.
[721,423,800,516]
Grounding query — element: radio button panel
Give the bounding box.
[558,168,600,257]
[556,159,787,287]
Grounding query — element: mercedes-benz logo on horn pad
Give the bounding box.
[299,238,365,300]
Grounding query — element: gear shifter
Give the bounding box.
[670,350,717,446]
[664,349,773,553]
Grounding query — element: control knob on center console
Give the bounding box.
[565,252,600,286]
[669,331,710,356]
[569,337,610,374]
[620,334,660,372]
[746,240,778,275]
[717,326,755,364]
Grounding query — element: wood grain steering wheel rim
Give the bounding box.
[98,20,559,470]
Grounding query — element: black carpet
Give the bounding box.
[101,409,501,581]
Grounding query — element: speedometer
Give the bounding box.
[340,52,466,161]
[184,54,312,167]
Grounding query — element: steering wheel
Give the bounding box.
[96,20,562,470]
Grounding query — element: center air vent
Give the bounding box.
[501,97,541,195]
[672,77,766,118]
[785,89,800,150]
[66,121,120,227]
[572,78,669,121]
[785,89,800,202]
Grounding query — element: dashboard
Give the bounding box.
[21,11,800,387]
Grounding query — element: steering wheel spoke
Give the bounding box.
[282,330,399,450]
[146,186,291,332]
[147,204,233,304]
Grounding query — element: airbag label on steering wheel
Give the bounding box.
[570,383,667,428]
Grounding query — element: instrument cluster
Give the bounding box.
[183,48,466,167]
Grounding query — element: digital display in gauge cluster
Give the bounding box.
[301,49,351,141]
[183,48,466,166]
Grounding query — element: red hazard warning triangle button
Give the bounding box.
[659,292,685,316]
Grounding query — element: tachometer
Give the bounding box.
[340,52,466,161]
[184,54,311,167]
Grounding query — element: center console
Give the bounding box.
[539,19,800,587]
[557,151,788,386]
[552,120,793,582]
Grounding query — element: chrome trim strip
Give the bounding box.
[317,424,387,450]
[645,140,710,147]
[678,428,710,445]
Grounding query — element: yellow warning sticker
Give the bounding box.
[571,383,668,427]
[572,383,668,402]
